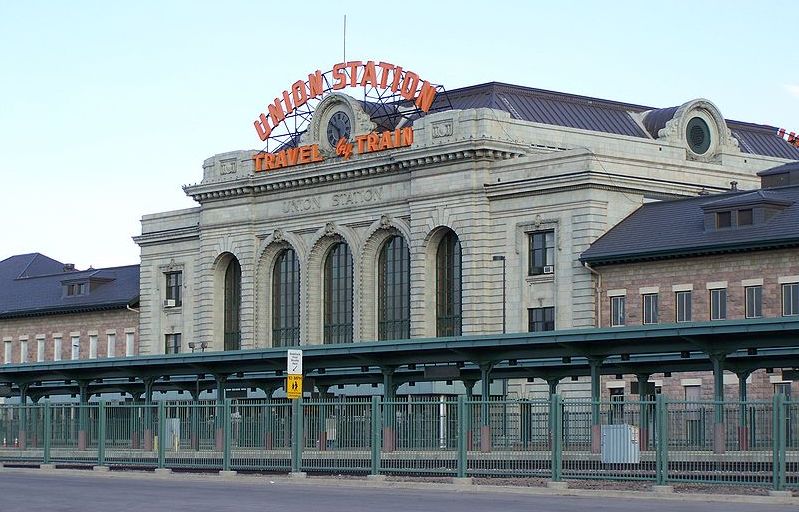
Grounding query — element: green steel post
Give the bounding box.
[457,395,466,478]
[655,394,668,485]
[43,402,52,465]
[370,395,381,475]
[772,393,786,491]
[550,394,562,481]
[223,399,232,472]
[97,401,106,466]
[157,401,166,469]
[291,398,303,473]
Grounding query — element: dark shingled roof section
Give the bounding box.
[758,161,799,176]
[0,253,139,319]
[580,185,799,265]
[432,82,799,160]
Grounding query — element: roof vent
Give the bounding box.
[63,263,75,272]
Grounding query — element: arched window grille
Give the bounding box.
[378,235,410,340]
[272,248,300,347]
[323,242,353,344]
[224,257,242,350]
[436,231,462,336]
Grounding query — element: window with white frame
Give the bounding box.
[710,288,727,320]
[71,335,80,360]
[610,295,626,327]
[745,286,762,318]
[528,230,555,276]
[106,333,116,358]
[782,283,799,316]
[675,291,692,323]
[4,340,12,364]
[642,293,659,325]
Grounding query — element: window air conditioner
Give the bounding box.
[543,265,554,274]
[164,299,176,307]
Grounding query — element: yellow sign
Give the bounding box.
[286,375,303,399]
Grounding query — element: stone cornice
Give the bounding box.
[133,225,200,246]
[183,141,527,204]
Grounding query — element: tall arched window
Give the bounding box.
[224,257,241,350]
[436,231,462,336]
[272,248,300,347]
[324,242,353,344]
[378,235,410,340]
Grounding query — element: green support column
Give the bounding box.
[142,377,155,452]
[456,395,467,478]
[381,367,396,452]
[97,401,106,466]
[737,370,751,451]
[655,393,668,485]
[261,385,275,450]
[18,383,29,450]
[479,363,493,453]
[130,391,142,449]
[222,399,231,472]
[317,384,330,451]
[636,373,650,450]
[550,394,563,482]
[370,395,381,476]
[157,401,166,469]
[214,374,228,451]
[588,357,603,454]
[190,389,200,451]
[77,380,90,450]
[463,380,475,451]
[710,355,726,454]
[43,401,52,465]
[546,378,560,397]
[772,392,786,491]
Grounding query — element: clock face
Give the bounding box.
[326,110,352,147]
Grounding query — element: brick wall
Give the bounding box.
[0,309,139,364]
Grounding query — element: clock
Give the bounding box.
[326,110,352,146]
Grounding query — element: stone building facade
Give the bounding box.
[134,77,799,397]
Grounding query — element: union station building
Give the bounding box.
[126,63,799,399]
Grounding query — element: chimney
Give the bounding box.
[63,263,75,272]
[730,181,738,191]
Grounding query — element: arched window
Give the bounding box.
[378,235,410,340]
[436,231,462,336]
[323,242,353,344]
[224,257,241,350]
[272,249,300,347]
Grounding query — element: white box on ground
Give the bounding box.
[601,424,640,464]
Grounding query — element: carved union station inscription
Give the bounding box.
[281,187,384,214]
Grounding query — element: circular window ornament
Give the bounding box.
[686,117,711,155]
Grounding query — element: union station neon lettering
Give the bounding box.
[253,61,437,141]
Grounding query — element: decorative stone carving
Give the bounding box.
[432,120,454,138]
[651,98,739,162]
[325,222,337,235]
[272,229,284,242]
[379,214,391,229]
[220,159,237,175]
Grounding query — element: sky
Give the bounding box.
[1,1,797,269]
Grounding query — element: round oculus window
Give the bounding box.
[686,117,711,155]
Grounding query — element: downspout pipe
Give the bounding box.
[582,262,602,328]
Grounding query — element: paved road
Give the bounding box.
[0,471,794,512]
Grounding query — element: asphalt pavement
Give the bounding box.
[0,470,795,512]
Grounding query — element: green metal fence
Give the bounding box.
[0,396,797,489]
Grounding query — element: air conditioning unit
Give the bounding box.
[163,299,176,307]
[543,265,554,274]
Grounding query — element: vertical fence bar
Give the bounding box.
[157,401,166,469]
[655,394,667,485]
[43,402,52,465]
[370,396,381,476]
[550,394,562,482]
[291,398,302,473]
[773,393,786,491]
[97,401,106,466]
[457,395,466,478]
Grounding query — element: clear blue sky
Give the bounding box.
[1,1,797,269]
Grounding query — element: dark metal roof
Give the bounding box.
[0,253,140,319]
[429,82,799,160]
[757,160,799,176]
[580,184,799,265]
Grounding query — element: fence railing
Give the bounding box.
[0,395,796,490]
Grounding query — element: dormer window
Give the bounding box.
[715,211,731,229]
[738,209,753,226]
[66,282,87,296]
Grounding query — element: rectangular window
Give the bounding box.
[745,285,762,318]
[782,283,799,316]
[610,296,626,326]
[71,336,80,360]
[528,230,555,275]
[710,288,727,320]
[19,340,28,363]
[165,271,182,306]
[642,293,659,324]
[738,209,753,226]
[106,333,116,358]
[716,211,731,228]
[774,382,792,398]
[53,337,62,362]
[675,291,692,322]
[3,341,10,364]
[165,333,181,354]
[528,307,555,332]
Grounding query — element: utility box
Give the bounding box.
[601,424,640,464]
